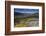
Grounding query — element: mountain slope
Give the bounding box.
[14,12,39,18]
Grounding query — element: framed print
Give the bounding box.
[5,1,45,35]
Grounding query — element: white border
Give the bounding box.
[11,5,42,31]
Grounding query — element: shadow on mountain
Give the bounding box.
[14,12,39,18]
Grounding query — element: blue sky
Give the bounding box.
[14,8,39,13]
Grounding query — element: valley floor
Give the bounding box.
[14,18,39,27]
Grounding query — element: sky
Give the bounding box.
[14,8,39,13]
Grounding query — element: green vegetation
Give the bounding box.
[15,24,28,27]
[14,15,39,27]
[14,12,39,27]
[14,17,36,27]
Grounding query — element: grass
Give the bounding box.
[14,18,33,27]
[14,17,38,27]
[15,24,28,27]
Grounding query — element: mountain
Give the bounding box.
[14,12,39,18]
[14,12,24,16]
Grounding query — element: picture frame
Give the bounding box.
[5,1,45,35]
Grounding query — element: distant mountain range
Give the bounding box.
[14,12,39,18]
[14,12,24,16]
